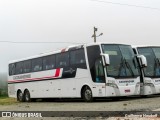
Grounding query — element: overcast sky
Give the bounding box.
[0,0,160,73]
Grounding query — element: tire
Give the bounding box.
[140,95,148,98]
[111,97,120,101]
[24,90,31,102]
[17,90,24,102]
[82,86,93,102]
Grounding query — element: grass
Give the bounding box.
[0,96,17,105]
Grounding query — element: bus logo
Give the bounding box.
[64,68,75,74]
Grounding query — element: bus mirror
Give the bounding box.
[137,55,147,67]
[104,54,110,66]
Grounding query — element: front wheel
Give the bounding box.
[24,90,31,102]
[82,86,93,102]
[140,95,148,98]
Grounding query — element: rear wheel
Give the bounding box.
[17,90,24,102]
[24,90,31,102]
[82,86,93,102]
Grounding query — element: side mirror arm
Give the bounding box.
[101,54,110,66]
[137,55,147,68]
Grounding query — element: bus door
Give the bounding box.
[94,58,106,97]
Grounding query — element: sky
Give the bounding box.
[0,0,160,73]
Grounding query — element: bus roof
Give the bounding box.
[132,45,160,49]
[9,42,130,64]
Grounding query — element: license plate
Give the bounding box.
[125,89,130,93]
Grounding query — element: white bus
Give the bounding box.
[8,43,146,102]
[133,46,160,96]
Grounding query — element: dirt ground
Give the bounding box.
[0,95,160,120]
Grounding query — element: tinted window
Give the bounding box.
[153,48,160,58]
[87,45,101,82]
[9,63,16,75]
[43,55,55,70]
[23,60,31,73]
[56,52,69,68]
[70,49,86,65]
[138,48,155,77]
[102,44,139,78]
[102,45,122,77]
[95,58,105,83]
[32,58,42,72]
[15,62,23,74]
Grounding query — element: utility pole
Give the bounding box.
[92,27,103,43]
[93,27,97,43]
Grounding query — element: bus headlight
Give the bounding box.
[135,82,140,88]
[106,83,119,89]
[144,83,154,87]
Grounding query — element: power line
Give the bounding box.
[90,0,160,11]
[0,41,84,44]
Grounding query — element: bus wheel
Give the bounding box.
[111,97,120,101]
[141,95,148,98]
[17,90,24,102]
[24,90,31,102]
[82,86,93,102]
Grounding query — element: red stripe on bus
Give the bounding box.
[8,76,57,83]
[54,68,60,77]
[8,68,62,83]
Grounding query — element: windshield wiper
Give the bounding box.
[154,58,160,76]
[118,58,126,77]
[118,58,134,77]
[156,58,160,64]
[124,58,135,77]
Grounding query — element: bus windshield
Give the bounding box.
[101,44,139,78]
[153,48,160,59]
[138,47,160,77]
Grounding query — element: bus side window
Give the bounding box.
[32,58,42,72]
[70,48,86,68]
[95,59,105,83]
[9,63,16,75]
[15,62,23,75]
[43,55,55,70]
[56,52,69,68]
[23,60,31,73]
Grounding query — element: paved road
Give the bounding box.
[0,95,160,120]
[0,95,160,111]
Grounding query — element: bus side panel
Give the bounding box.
[30,80,60,98]
[8,84,16,98]
[74,69,91,98]
[60,78,76,97]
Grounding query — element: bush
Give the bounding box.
[0,89,8,97]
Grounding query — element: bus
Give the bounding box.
[8,43,147,102]
[133,46,160,96]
